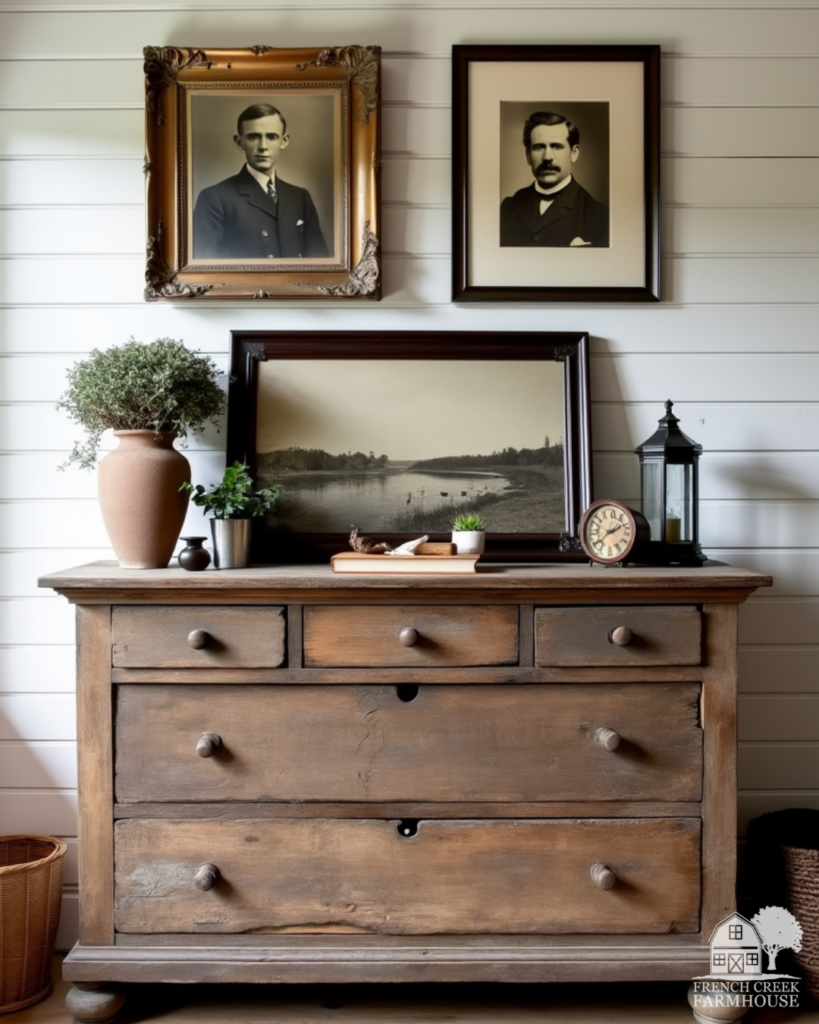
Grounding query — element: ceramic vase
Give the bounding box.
[178,536,211,572]
[97,430,190,568]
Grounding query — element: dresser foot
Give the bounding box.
[66,983,127,1024]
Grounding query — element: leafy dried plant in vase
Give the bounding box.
[452,512,486,555]
[181,462,282,569]
[57,337,225,568]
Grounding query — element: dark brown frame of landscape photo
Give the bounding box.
[226,331,592,563]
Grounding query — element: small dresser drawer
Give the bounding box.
[114,817,701,935]
[304,605,518,667]
[115,682,702,803]
[112,606,286,669]
[536,606,702,667]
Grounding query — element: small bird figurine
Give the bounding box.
[349,526,391,554]
[387,535,429,556]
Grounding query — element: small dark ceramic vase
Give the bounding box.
[178,536,211,572]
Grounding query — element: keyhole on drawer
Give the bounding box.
[397,819,419,838]
[396,684,419,703]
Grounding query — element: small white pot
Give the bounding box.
[452,530,485,555]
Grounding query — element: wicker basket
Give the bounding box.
[746,809,819,1003]
[784,842,819,1001]
[0,835,66,1015]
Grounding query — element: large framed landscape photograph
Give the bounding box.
[226,332,592,562]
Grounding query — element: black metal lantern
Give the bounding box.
[635,400,706,566]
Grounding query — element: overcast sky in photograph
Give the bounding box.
[256,360,565,461]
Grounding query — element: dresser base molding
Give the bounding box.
[64,939,709,984]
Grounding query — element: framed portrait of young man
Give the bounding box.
[452,44,660,302]
[144,46,381,300]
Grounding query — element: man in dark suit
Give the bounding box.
[500,111,609,248]
[193,104,328,260]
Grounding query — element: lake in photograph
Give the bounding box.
[256,455,565,535]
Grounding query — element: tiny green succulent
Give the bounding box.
[452,513,485,532]
[181,462,282,520]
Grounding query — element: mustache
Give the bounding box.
[536,162,558,173]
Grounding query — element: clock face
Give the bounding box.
[580,501,638,564]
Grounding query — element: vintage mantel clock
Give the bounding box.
[635,400,707,566]
[579,499,651,566]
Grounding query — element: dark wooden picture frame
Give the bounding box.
[144,45,381,301]
[227,331,592,563]
[452,44,660,302]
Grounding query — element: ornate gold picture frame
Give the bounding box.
[144,46,381,301]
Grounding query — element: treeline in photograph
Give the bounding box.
[260,447,389,472]
[410,444,563,472]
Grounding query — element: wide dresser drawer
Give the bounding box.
[112,606,286,668]
[535,607,702,667]
[114,817,701,935]
[114,682,703,803]
[304,605,518,667]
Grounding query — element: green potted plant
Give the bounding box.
[56,337,225,568]
[181,462,282,569]
[452,512,486,555]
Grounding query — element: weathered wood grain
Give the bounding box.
[700,603,739,938]
[303,605,518,667]
[76,604,114,946]
[535,607,702,667]
[114,683,702,804]
[114,818,701,936]
[112,606,285,669]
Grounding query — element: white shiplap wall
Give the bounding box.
[1,0,817,950]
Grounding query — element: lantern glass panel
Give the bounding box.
[666,463,692,543]
[642,460,664,541]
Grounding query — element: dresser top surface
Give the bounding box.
[39,560,771,603]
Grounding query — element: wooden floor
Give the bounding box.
[5,956,819,1023]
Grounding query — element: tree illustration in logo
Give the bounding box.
[751,906,803,970]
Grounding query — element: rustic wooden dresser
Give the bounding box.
[40,561,770,1022]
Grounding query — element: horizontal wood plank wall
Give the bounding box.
[0,0,816,947]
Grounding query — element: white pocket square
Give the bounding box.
[296,219,304,226]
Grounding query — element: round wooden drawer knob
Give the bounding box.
[590,863,617,890]
[194,863,220,891]
[594,727,622,752]
[196,733,222,758]
[187,629,211,650]
[398,627,419,647]
[608,626,633,647]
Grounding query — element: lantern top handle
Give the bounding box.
[635,399,703,457]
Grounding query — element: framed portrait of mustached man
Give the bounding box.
[452,44,660,302]
[143,45,381,300]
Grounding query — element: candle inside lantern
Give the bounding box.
[665,516,681,543]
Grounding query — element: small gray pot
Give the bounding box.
[210,518,252,569]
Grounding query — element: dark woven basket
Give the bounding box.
[784,843,819,1001]
[0,835,66,1015]
[746,809,819,1002]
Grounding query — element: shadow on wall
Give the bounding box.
[588,336,634,503]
